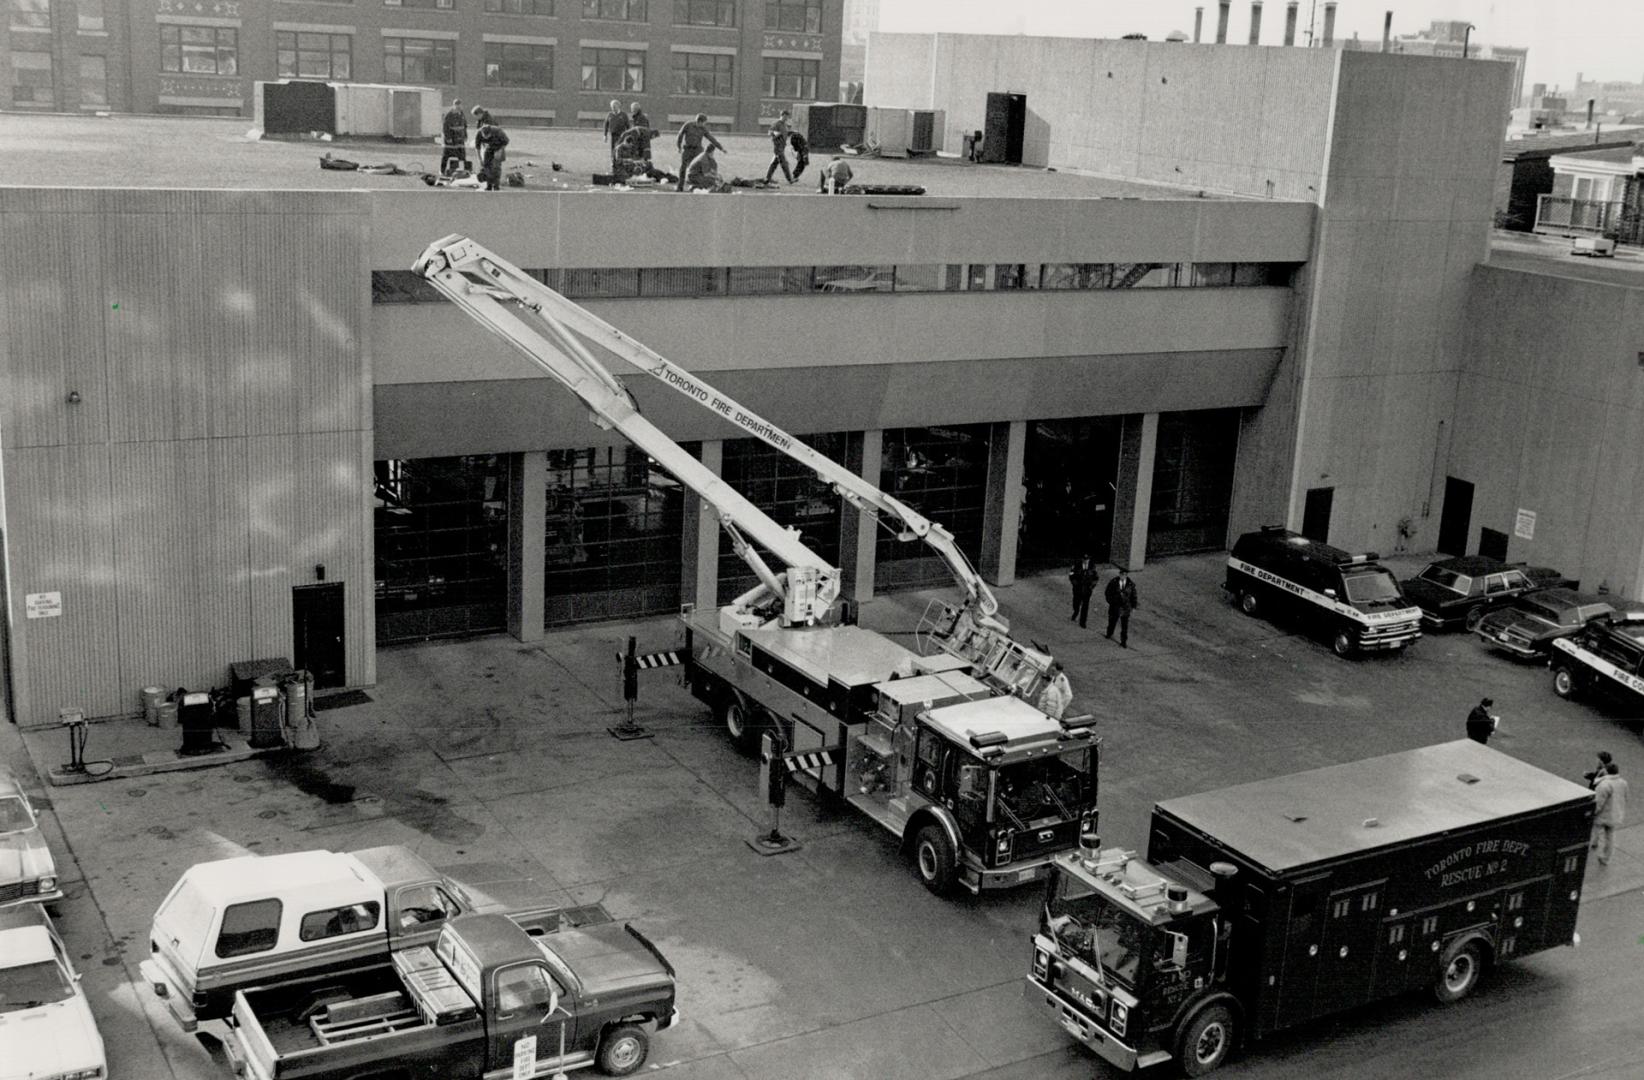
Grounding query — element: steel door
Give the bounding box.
[1302,487,1333,543]
[1437,477,1474,555]
[293,583,346,689]
[1313,881,1385,1016]
[392,90,422,137]
[1273,874,1328,1027]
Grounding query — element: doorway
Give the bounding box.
[1019,417,1121,572]
[1301,487,1334,543]
[982,92,1025,164]
[1478,527,1509,562]
[293,583,346,689]
[1437,477,1474,555]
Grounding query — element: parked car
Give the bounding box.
[0,904,107,1080]
[0,770,62,911]
[1474,589,1621,658]
[1401,555,1574,631]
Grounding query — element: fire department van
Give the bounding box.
[1225,527,1422,657]
[1549,611,1644,709]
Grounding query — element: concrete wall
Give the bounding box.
[0,189,375,727]
[1283,51,1511,552]
[1454,264,1644,598]
[865,34,1337,200]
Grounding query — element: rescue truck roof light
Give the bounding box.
[1336,552,1381,565]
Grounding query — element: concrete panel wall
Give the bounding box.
[864,34,1336,200]
[0,189,375,726]
[368,190,1316,270]
[1281,52,1512,551]
[1452,265,1644,597]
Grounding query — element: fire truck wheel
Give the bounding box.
[913,824,956,894]
[1238,589,1258,616]
[1551,666,1578,700]
[1331,630,1355,658]
[1176,1003,1235,1076]
[1433,939,1485,1004]
[597,1023,649,1076]
[722,698,757,749]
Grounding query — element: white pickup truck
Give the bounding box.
[139,845,586,1032]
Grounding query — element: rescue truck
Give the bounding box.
[1550,610,1644,710]
[413,237,1099,896]
[1225,527,1421,656]
[1025,740,1591,1076]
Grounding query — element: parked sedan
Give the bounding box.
[0,905,107,1080]
[0,771,62,910]
[1401,555,1575,631]
[1474,589,1618,658]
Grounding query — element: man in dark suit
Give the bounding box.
[1105,569,1139,647]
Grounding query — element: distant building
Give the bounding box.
[1496,129,1643,231]
[1,0,843,131]
[1388,19,1525,111]
[839,0,877,100]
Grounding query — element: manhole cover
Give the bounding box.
[258,809,280,819]
[127,788,146,798]
[233,774,254,784]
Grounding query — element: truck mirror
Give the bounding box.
[541,991,559,1021]
[1162,930,1189,970]
[1323,588,1338,598]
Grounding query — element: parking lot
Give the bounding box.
[8,550,1643,1079]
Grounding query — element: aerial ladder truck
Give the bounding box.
[413,236,1098,894]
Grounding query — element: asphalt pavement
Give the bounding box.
[6,549,1642,1080]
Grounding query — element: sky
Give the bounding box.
[875,0,1644,92]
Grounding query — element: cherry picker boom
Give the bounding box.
[414,236,1096,894]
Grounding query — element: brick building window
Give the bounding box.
[78,0,103,32]
[385,36,455,83]
[674,0,734,26]
[581,46,644,91]
[672,51,732,96]
[79,54,107,105]
[277,31,352,79]
[9,0,50,30]
[386,0,455,9]
[765,0,819,33]
[9,50,52,106]
[485,41,553,88]
[583,0,647,21]
[161,25,239,75]
[487,0,554,11]
[762,55,815,99]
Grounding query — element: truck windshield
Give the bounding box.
[1046,874,1148,987]
[996,748,1091,826]
[0,959,74,1012]
[0,796,34,833]
[1342,571,1401,603]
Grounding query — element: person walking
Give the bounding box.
[1037,662,1073,720]
[629,101,652,161]
[472,108,509,191]
[1465,697,1499,745]
[1069,554,1098,629]
[440,97,468,176]
[1104,569,1139,647]
[1591,761,1628,865]
[675,114,724,191]
[602,99,630,169]
[764,109,795,184]
[1584,750,1614,789]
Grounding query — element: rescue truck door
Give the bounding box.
[1273,874,1328,1027]
[1313,880,1384,1015]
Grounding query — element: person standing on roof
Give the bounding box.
[603,99,631,170]
[675,114,724,191]
[472,107,509,191]
[440,98,468,176]
[628,101,652,161]
[818,155,853,193]
[764,109,795,185]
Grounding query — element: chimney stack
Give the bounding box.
[1217,1,1230,43]
[1586,99,1596,128]
[1382,11,1393,52]
[1249,1,1263,44]
[1194,6,1204,42]
[1322,1,1337,45]
[1284,1,1298,46]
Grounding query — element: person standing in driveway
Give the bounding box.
[1591,761,1627,865]
[1465,698,1499,745]
[1069,554,1098,629]
[1104,569,1139,647]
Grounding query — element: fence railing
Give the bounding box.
[1533,194,1642,244]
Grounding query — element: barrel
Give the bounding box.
[141,686,167,726]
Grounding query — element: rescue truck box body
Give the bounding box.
[1225,527,1421,656]
[141,845,569,1031]
[684,610,1099,894]
[225,914,677,1080]
[1026,741,1592,1075]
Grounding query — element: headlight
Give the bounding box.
[1110,1001,1129,1036]
[996,833,1013,859]
[38,875,57,892]
[57,1069,105,1080]
[1032,949,1048,979]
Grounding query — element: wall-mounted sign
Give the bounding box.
[1514,509,1536,541]
[25,592,62,619]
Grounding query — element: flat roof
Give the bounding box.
[923,694,1062,750]
[875,671,988,707]
[182,849,371,902]
[746,624,918,687]
[0,114,1236,200]
[1156,740,1592,874]
[1487,231,1644,288]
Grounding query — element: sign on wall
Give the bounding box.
[25,592,62,619]
[1514,509,1537,541]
